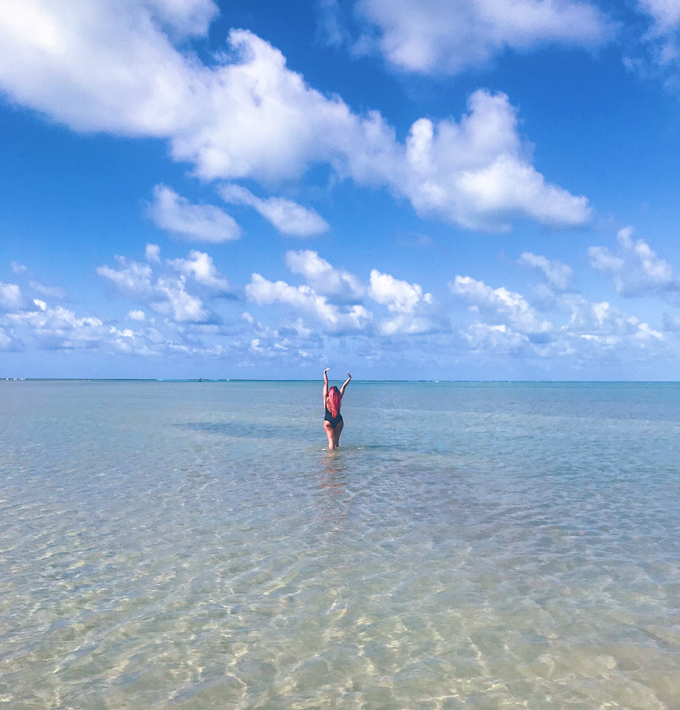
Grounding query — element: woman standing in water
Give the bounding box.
[323,367,351,450]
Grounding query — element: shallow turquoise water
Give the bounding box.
[1,381,680,709]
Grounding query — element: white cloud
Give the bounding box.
[279,318,316,340]
[397,91,590,230]
[570,299,663,348]
[8,303,104,349]
[148,185,241,242]
[639,0,680,33]
[317,0,349,47]
[375,312,434,336]
[0,327,20,351]
[369,270,432,312]
[246,273,371,332]
[450,270,665,359]
[0,282,22,310]
[128,309,146,321]
[588,226,680,296]
[144,0,218,37]
[559,292,649,337]
[10,261,27,274]
[29,280,66,299]
[220,184,329,237]
[519,252,573,290]
[635,321,664,341]
[622,0,680,86]
[587,246,624,273]
[369,269,434,334]
[3,296,214,354]
[461,322,529,352]
[285,250,364,299]
[97,252,212,323]
[247,258,437,336]
[152,276,210,322]
[167,250,231,292]
[146,243,161,262]
[450,275,551,333]
[97,257,155,298]
[0,2,590,231]
[355,0,612,75]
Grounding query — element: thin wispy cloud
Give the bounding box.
[220,184,329,237]
[148,185,242,243]
[519,252,573,291]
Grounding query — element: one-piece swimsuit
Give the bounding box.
[324,406,343,428]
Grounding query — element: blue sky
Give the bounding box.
[2,0,680,379]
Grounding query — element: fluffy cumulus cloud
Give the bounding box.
[450,262,665,359]
[354,0,612,75]
[0,247,241,356]
[2,245,674,370]
[285,250,364,300]
[399,91,590,230]
[167,250,231,292]
[268,243,672,365]
[0,0,590,231]
[246,274,372,333]
[219,184,329,237]
[151,276,210,322]
[0,282,22,310]
[368,270,434,334]
[96,258,155,299]
[97,245,231,323]
[1,295,226,356]
[148,185,241,242]
[450,275,551,334]
[588,227,680,297]
[246,252,437,336]
[8,301,105,350]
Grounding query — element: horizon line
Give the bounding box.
[4,378,680,384]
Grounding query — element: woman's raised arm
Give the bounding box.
[339,371,351,397]
[323,367,330,399]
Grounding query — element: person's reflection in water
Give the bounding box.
[318,452,349,529]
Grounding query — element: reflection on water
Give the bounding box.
[318,452,349,528]
[1,380,680,709]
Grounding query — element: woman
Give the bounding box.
[323,367,351,450]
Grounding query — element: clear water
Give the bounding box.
[1,381,680,709]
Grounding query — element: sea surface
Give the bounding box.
[1,380,680,709]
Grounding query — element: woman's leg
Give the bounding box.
[323,420,336,450]
[333,419,344,448]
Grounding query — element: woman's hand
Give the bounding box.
[324,367,330,373]
[339,370,351,396]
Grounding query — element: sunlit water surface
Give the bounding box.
[2,381,680,709]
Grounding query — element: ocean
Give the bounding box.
[1,380,679,709]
